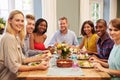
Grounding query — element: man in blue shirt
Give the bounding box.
[48,17,79,47]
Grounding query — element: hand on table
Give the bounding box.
[89,56,100,63]
[93,62,105,72]
[37,60,49,70]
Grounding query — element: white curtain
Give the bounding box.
[79,0,90,35]
[41,0,57,47]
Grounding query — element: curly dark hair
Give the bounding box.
[81,20,95,36]
[33,18,48,34]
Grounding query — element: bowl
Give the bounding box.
[56,59,73,68]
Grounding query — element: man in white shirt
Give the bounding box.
[48,17,79,47]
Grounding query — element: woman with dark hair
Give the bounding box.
[30,18,48,50]
[79,20,98,54]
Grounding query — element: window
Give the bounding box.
[0,0,33,20]
[89,0,103,24]
[15,0,33,15]
[0,0,9,20]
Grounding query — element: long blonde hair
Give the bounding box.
[5,10,25,45]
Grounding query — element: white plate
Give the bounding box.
[78,61,93,68]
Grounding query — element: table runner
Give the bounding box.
[47,67,84,76]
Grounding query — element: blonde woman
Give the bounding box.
[0,10,49,80]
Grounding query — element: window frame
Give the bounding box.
[0,0,34,20]
[89,0,103,23]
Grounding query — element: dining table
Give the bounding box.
[17,68,111,80]
[17,53,111,80]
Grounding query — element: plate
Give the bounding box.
[78,61,94,68]
[28,61,41,66]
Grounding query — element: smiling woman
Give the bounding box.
[30,18,48,50]
[8,13,24,35]
[79,20,98,54]
[0,10,49,80]
[0,10,25,80]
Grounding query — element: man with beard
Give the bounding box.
[48,17,79,47]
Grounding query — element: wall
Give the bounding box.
[33,0,42,20]
[33,0,119,37]
[57,0,80,36]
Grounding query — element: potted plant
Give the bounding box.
[56,42,71,59]
[0,18,6,34]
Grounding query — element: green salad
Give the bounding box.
[78,61,93,68]
[29,62,41,66]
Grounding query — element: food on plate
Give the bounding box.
[69,47,80,53]
[77,53,89,60]
[28,61,41,66]
[78,61,93,68]
[36,51,52,57]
